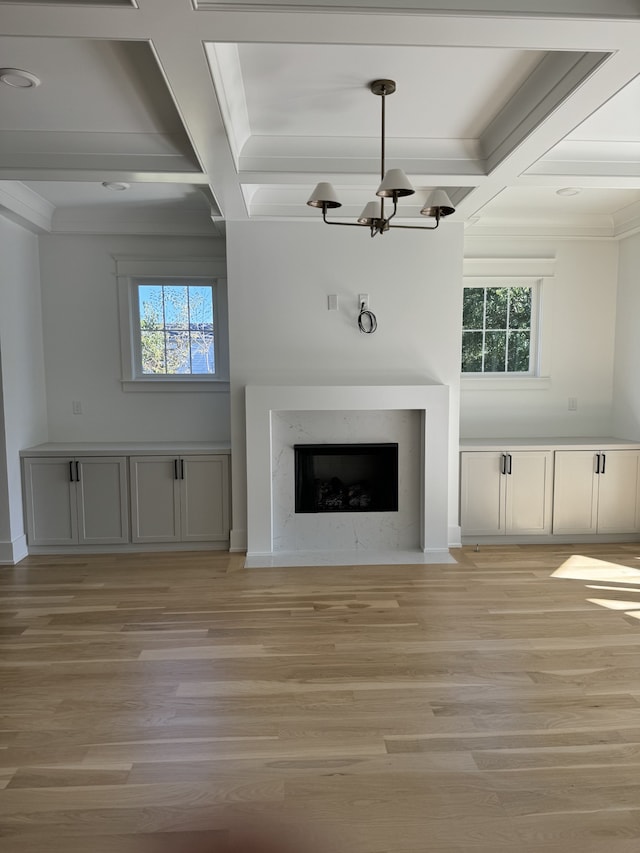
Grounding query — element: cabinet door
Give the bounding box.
[180,455,230,541]
[23,457,77,545]
[597,450,640,534]
[76,457,129,544]
[460,452,505,536]
[129,456,180,543]
[552,451,599,534]
[505,451,553,534]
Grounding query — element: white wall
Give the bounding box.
[461,238,619,438]
[226,220,464,550]
[0,216,48,562]
[38,234,230,442]
[612,231,640,440]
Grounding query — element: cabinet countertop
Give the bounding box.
[460,437,640,452]
[21,442,231,457]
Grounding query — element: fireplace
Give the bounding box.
[243,384,452,558]
[294,443,398,513]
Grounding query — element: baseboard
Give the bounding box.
[229,528,247,552]
[461,533,640,546]
[26,541,229,556]
[0,535,28,565]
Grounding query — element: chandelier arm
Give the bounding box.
[385,196,399,224]
[322,207,369,227]
[388,220,440,231]
[388,208,443,230]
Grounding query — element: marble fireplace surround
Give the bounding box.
[245,384,450,560]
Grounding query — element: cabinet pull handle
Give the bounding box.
[601,453,606,474]
[501,454,506,475]
[181,459,185,480]
[75,461,80,482]
[595,453,600,474]
[174,459,179,480]
[69,460,74,482]
[507,453,512,475]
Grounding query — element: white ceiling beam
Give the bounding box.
[0,169,211,184]
[3,2,640,50]
[0,180,53,232]
[517,174,640,188]
[194,0,639,15]
[144,1,247,220]
[238,171,486,187]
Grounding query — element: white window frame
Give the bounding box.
[461,275,553,390]
[115,256,229,392]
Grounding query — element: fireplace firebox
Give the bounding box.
[294,443,398,513]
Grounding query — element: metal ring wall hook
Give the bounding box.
[358,302,378,334]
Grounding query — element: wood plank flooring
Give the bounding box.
[3,544,640,852]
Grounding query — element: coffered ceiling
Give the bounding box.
[1,0,639,238]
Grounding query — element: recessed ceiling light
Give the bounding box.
[0,68,41,88]
[556,187,581,196]
[102,181,130,191]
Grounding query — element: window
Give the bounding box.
[116,257,228,391]
[461,283,538,375]
[136,281,216,376]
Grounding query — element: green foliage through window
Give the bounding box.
[137,283,215,376]
[462,286,533,374]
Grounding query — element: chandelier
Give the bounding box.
[306,79,455,238]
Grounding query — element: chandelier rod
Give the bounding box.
[380,81,386,223]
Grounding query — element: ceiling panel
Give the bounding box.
[477,185,640,216]
[23,181,212,209]
[0,38,183,134]
[565,74,640,141]
[233,44,544,141]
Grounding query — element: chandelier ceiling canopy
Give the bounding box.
[307,79,455,238]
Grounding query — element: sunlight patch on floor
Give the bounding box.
[586,598,640,610]
[553,554,640,618]
[551,554,640,582]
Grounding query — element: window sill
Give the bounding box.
[121,379,230,393]
[460,376,551,391]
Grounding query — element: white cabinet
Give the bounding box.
[23,456,129,546]
[460,450,553,536]
[553,450,640,534]
[129,454,229,544]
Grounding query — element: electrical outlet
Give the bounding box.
[327,294,338,311]
[72,400,83,415]
[358,293,369,309]
[568,397,578,411]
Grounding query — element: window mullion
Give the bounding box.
[161,285,168,375]
[481,287,487,373]
[186,287,193,374]
[505,287,511,372]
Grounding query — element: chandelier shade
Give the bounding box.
[376,168,415,199]
[357,201,383,225]
[307,182,341,209]
[305,79,455,237]
[420,189,455,218]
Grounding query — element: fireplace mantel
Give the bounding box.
[245,384,450,559]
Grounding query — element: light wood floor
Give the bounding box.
[3,545,640,853]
